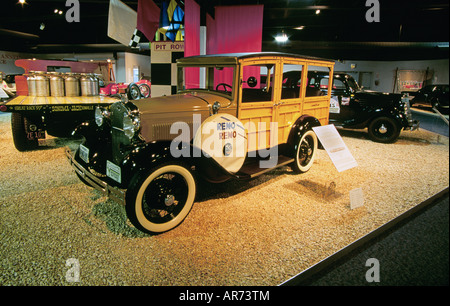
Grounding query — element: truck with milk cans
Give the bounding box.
[0,59,127,151]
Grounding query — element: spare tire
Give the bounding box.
[127,83,141,100]
[138,83,151,98]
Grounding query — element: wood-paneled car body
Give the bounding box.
[304,72,419,143]
[67,52,335,234]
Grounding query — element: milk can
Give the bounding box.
[34,71,50,97]
[26,71,37,96]
[90,73,100,96]
[49,72,65,97]
[64,73,80,96]
[80,73,95,96]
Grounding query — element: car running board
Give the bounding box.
[235,155,294,180]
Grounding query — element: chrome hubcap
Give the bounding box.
[164,194,176,207]
[378,124,388,134]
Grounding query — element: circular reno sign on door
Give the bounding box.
[193,113,247,173]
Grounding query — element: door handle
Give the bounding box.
[273,102,285,106]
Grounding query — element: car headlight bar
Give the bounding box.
[123,111,140,139]
[94,106,110,127]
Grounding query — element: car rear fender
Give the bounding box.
[287,115,322,155]
[366,109,405,128]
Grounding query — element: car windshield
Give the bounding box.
[346,76,360,92]
[177,65,235,97]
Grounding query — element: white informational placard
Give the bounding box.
[329,96,340,113]
[312,124,358,172]
[350,188,365,209]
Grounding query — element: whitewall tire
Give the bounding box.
[291,129,318,173]
[126,163,196,234]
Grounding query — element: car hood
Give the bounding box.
[354,90,402,105]
[131,92,234,142]
[133,92,226,113]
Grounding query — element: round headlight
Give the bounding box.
[123,112,140,139]
[95,107,103,126]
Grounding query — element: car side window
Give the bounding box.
[281,64,303,100]
[306,66,331,97]
[333,79,346,90]
[242,64,274,103]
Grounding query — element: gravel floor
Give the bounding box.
[0,112,448,286]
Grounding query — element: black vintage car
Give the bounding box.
[405,84,449,112]
[305,72,419,143]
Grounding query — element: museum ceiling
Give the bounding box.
[0,0,448,60]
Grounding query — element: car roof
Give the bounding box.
[177,52,335,65]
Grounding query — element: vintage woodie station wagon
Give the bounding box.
[67,52,335,234]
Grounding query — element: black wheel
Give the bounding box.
[431,97,448,113]
[138,83,151,98]
[290,129,318,173]
[367,116,401,143]
[125,163,196,234]
[127,83,141,100]
[11,113,39,151]
[431,97,440,109]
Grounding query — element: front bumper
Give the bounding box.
[66,148,126,205]
[403,95,420,131]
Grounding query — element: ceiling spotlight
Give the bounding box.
[275,32,288,43]
[54,9,58,13]
[315,9,321,15]
[58,10,63,15]
[18,0,27,6]
[294,26,305,30]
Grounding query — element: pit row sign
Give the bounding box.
[152,42,185,52]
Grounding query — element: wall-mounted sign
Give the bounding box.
[151,41,184,52]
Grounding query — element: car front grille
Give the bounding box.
[403,95,414,122]
[110,102,133,165]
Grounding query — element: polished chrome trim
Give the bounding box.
[66,148,126,205]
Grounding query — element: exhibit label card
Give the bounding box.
[350,188,365,209]
[312,124,358,172]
